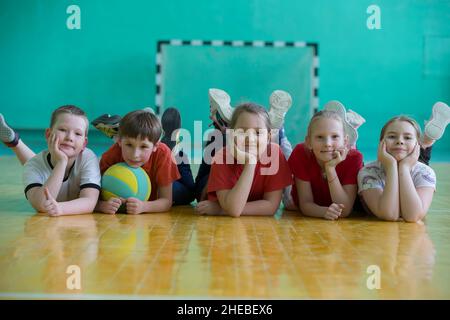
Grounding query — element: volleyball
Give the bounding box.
[101,162,151,201]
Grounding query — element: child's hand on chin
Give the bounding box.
[48,133,68,165]
[377,139,397,167]
[233,141,258,165]
[325,147,348,168]
[399,143,420,170]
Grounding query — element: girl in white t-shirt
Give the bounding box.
[358,115,439,222]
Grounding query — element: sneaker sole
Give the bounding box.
[324,100,346,119]
[91,114,121,126]
[269,90,292,112]
[324,100,358,146]
[268,90,292,129]
[346,109,366,128]
[94,123,119,138]
[94,122,120,128]
[209,89,232,122]
[424,102,450,140]
[0,113,16,143]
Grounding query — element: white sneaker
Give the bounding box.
[208,88,233,124]
[424,101,450,141]
[346,109,366,129]
[323,100,358,147]
[268,90,292,129]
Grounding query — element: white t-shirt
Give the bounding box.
[358,161,436,193]
[23,148,101,202]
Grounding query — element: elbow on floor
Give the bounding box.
[227,211,242,218]
[403,213,424,223]
[32,202,47,215]
[376,210,399,222]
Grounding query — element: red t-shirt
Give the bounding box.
[288,143,363,207]
[207,143,293,202]
[100,142,180,201]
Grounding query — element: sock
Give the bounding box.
[0,114,19,147]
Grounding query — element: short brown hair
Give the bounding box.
[50,105,89,135]
[119,110,162,144]
[230,102,271,130]
[379,115,421,141]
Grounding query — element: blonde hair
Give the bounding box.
[306,110,345,138]
[379,116,422,142]
[230,102,271,130]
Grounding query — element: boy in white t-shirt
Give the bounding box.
[0,105,101,216]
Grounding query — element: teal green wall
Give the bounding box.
[1,0,449,156]
[162,45,314,150]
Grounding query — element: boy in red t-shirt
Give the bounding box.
[97,110,180,214]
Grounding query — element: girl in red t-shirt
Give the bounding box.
[195,103,292,217]
[288,110,363,220]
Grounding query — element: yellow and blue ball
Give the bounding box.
[101,162,151,201]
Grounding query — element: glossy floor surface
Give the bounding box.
[0,157,449,299]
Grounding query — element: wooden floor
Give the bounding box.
[0,156,449,299]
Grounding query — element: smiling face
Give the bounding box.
[307,117,347,165]
[232,111,270,160]
[118,136,155,168]
[382,120,418,161]
[46,113,88,159]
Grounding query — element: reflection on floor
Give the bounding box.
[0,157,449,299]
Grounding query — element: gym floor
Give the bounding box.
[0,156,449,299]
